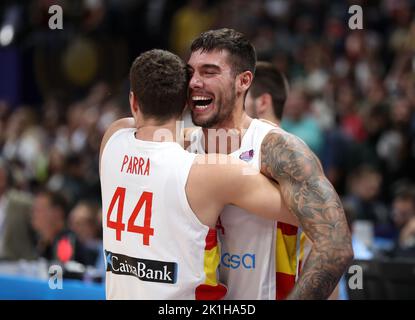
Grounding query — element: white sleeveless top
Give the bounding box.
[100,128,213,300]
[190,119,282,299]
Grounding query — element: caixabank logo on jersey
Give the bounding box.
[105,250,177,284]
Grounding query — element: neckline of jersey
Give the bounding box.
[128,128,183,149]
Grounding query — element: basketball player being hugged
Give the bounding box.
[185,29,353,299]
[99,49,299,299]
[245,61,310,299]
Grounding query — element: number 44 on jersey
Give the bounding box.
[106,187,154,246]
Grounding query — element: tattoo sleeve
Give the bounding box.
[261,131,354,300]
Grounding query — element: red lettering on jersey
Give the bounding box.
[143,158,150,176]
[121,155,129,172]
[133,157,139,174]
[127,157,133,173]
[121,155,151,176]
[216,217,225,235]
[138,157,144,175]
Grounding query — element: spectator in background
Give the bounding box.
[1,107,48,184]
[336,84,367,143]
[343,165,391,237]
[377,96,415,190]
[391,184,415,258]
[31,190,95,266]
[281,86,323,156]
[68,201,102,270]
[245,61,288,125]
[0,158,36,260]
[363,103,391,159]
[51,153,86,209]
[320,127,353,195]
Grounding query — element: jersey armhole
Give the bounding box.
[258,118,278,127]
[256,127,279,170]
[101,128,134,164]
[176,153,210,230]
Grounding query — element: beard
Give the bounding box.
[191,87,237,128]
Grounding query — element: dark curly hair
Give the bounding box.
[129,49,188,122]
[190,28,256,76]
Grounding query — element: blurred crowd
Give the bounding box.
[0,0,415,278]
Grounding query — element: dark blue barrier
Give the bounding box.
[0,274,105,300]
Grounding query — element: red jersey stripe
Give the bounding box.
[204,228,218,250]
[276,272,296,300]
[277,221,298,236]
[195,284,227,300]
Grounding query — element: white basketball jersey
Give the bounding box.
[190,119,279,299]
[100,128,214,300]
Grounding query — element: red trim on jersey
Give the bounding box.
[216,217,225,235]
[277,222,298,236]
[195,228,227,300]
[195,284,227,300]
[276,272,296,300]
[204,228,218,250]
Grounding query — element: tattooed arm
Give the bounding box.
[261,131,353,300]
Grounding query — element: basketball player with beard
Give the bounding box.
[185,29,353,300]
[100,49,298,299]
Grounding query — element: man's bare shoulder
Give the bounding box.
[100,117,135,161]
[104,117,135,134]
[261,126,309,151]
[260,127,322,180]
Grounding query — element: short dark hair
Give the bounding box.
[190,28,256,76]
[249,61,289,120]
[129,49,188,122]
[37,189,69,219]
[394,185,415,207]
